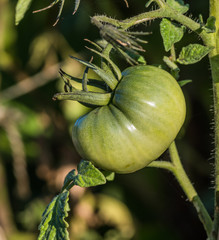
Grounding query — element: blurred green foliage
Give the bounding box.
[0,0,213,239]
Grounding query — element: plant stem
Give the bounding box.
[148,160,175,172]
[168,142,197,200]
[209,52,219,240]
[210,0,219,52]
[155,0,166,9]
[170,45,176,62]
[92,4,212,44]
[149,142,213,238]
[96,6,200,32]
[0,62,62,103]
[169,142,213,238]
[208,1,219,238]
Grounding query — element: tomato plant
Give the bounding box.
[14,0,219,239]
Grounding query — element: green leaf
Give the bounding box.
[38,191,70,240]
[101,170,115,181]
[160,18,185,52]
[178,80,192,87]
[38,160,107,240]
[203,16,216,33]
[62,160,106,190]
[137,55,147,64]
[177,44,214,65]
[166,0,189,14]
[75,160,106,187]
[15,0,33,25]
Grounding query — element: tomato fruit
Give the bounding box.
[71,65,186,174]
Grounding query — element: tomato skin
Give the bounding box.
[72,65,186,173]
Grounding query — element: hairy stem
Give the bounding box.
[170,45,176,62]
[92,4,212,44]
[210,55,219,240]
[148,160,175,172]
[208,1,219,238]
[150,143,213,238]
[169,142,213,238]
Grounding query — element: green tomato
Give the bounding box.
[72,65,186,174]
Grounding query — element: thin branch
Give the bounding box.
[4,122,31,199]
[0,108,31,199]
[0,63,62,103]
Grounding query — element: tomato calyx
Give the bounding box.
[70,56,119,90]
[53,91,112,106]
[53,54,121,107]
[52,33,149,107]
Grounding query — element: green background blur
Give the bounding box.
[0,0,214,239]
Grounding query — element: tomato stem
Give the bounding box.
[170,45,176,62]
[149,142,213,238]
[92,3,212,45]
[208,1,219,238]
[148,160,175,172]
[169,142,213,238]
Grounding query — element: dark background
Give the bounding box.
[0,0,214,239]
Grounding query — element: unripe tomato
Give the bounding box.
[72,65,186,173]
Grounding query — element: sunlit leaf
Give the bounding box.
[160,18,185,51]
[62,160,106,190]
[101,170,115,181]
[203,16,216,33]
[15,0,33,25]
[75,160,106,187]
[177,44,214,65]
[38,191,70,240]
